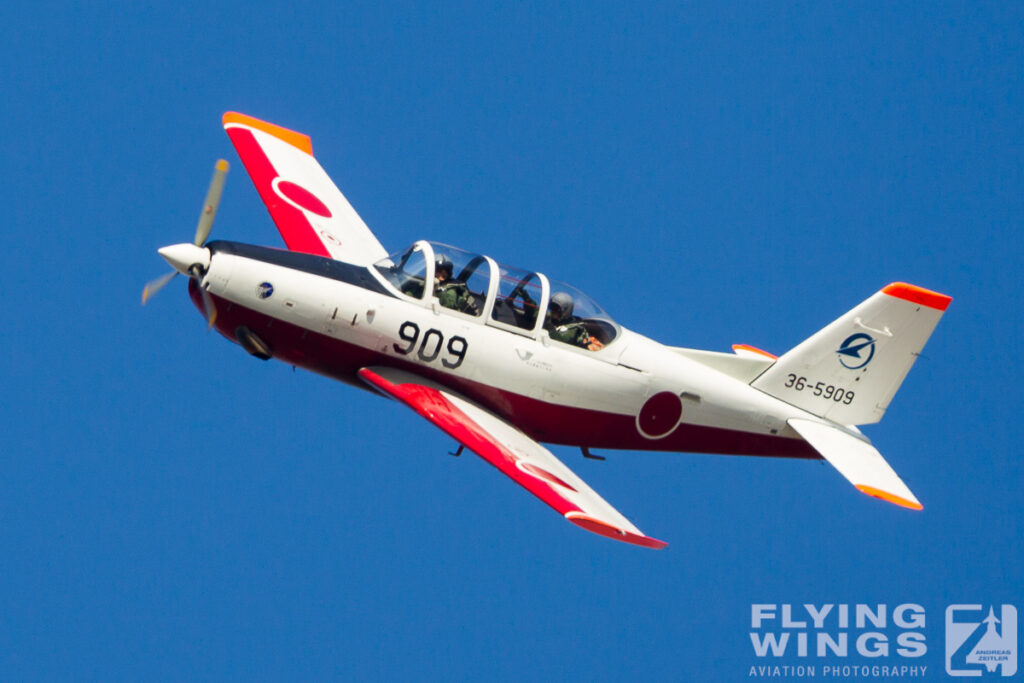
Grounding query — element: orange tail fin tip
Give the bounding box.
[882,282,952,311]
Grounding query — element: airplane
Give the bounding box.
[143,112,952,549]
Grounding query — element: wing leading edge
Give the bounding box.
[358,367,667,549]
[222,112,388,265]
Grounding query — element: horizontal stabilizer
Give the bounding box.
[671,347,774,383]
[732,344,778,360]
[789,418,921,510]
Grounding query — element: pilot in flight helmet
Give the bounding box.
[549,291,575,323]
[435,254,454,280]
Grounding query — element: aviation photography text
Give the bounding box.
[748,603,929,679]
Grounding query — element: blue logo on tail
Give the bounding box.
[837,333,875,369]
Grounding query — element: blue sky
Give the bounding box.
[2,2,1021,680]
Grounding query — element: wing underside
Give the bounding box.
[358,366,666,549]
[222,112,388,265]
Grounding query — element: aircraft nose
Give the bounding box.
[158,243,211,276]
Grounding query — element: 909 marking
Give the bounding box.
[784,374,855,405]
[393,321,468,369]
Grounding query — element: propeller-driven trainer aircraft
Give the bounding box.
[144,113,951,549]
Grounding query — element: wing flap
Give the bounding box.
[223,112,388,265]
[789,418,922,510]
[358,366,666,549]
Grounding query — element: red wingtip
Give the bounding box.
[222,111,313,155]
[566,512,668,549]
[856,485,923,510]
[882,282,952,312]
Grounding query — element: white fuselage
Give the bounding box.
[194,241,820,458]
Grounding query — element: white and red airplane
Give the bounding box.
[144,112,952,549]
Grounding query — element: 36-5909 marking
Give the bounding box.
[393,321,468,368]
[784,374,855,405]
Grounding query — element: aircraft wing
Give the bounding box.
[358,366,667,549]
[222,112,388,265]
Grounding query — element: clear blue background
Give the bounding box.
[2,2,1021,680]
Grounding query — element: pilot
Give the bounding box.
[546,292,604,351]
[433,255,475,314]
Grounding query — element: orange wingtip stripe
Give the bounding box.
[882,282,952,311]
[856,485,923,510]
[732,344,778,360]
[222,112,313,155]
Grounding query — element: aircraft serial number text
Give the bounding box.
[394,321,468,369]
[784,374,855,405]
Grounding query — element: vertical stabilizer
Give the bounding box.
[752,283,951,425]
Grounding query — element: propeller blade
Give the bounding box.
[141,270,178,305]
[193,159,230,247]
[200,286,218,329]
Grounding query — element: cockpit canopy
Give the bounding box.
[374,241,619,348]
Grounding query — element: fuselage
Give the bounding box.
[192,240,819,459]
